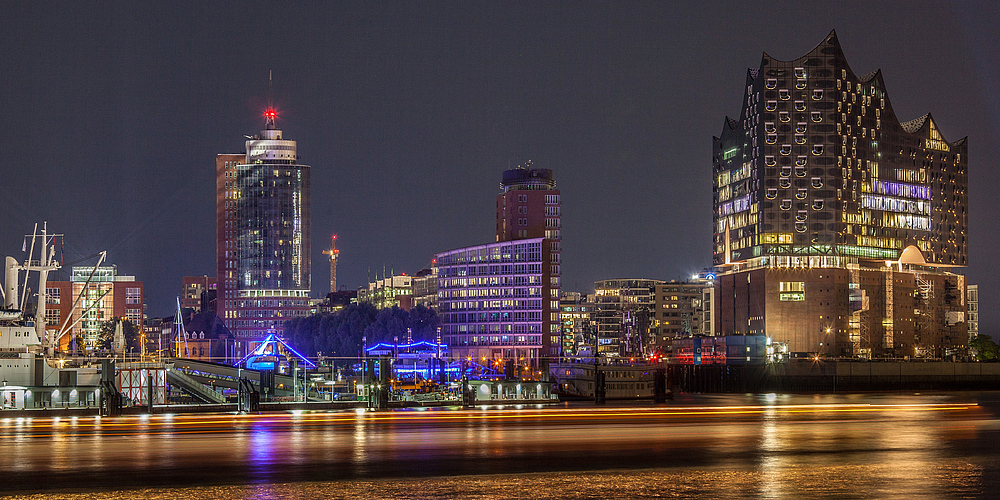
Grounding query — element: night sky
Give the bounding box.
[2,2,998,335]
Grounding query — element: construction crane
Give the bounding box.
[322,235,339,294]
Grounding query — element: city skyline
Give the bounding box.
[1,2,997,336]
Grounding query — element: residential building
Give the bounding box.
[559,292,595,357]
[181,276,217,314]
[358,274,413,310]
[712,31,968,358]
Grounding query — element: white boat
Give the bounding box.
[0,223,102,410]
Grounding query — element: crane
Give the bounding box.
[322,235,339,294]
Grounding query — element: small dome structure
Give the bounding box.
[898,245,927,265]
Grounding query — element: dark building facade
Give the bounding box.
[712,31,968,358]
[496,162,561,245]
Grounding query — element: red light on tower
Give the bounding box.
[264,107,278,120]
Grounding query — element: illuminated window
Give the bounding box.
[766,134,777,144]
[794,68,806,79]
[811,112,823,122]
[766,79,777,89]
[812,89,824,100]
[780,199,792,210]
[796,156,807,167]
[779,178,791,188]
[779,111,790,122]
[813,199,825,210]
[796,189,807,199]
[794,101,806,111]
[795,134,806,144]
[780,144,792,155]
[765,188,777,199]
[794,222,807,233]
[796,79,807,89]
[779,281,805,301]
[765,100,777,111]
[795,166,806,177]
[812,145,824,155]
[796,122,807,134]
[765,155,776,166]
[779,89,790,100]
[811,177,823,188]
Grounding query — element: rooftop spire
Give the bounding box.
[264,70,277,130]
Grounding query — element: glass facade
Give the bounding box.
[223,123,311,339]
[712,30,968,267]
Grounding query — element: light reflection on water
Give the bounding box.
[4,393,998,498]
[5,463,989,499]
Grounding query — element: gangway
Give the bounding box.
[166,358,296,397]
[166,365,227,404]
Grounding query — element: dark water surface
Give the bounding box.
[4,392,1000,498]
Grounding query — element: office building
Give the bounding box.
[217,104,311,339]
[712,31,968,358]
[651,280,714,347]
[46,266,144,351]
[593,279,662,357]
[436,237,559,368]
[358,274,413,310]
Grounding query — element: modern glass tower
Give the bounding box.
[219,106,311,340]
[712,31,968,358]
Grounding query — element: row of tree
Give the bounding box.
[282,303,441,361]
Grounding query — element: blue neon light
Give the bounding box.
[365,341,448,353]
[233,333,317,368]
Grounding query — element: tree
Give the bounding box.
[97,318,142,352]
[970,334,999,361]
[283,303,441,362]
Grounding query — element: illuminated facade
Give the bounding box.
[713,31,969,358]
[46,266,145,351]
[358,274,413,310]
[592,279,662,357]
[217,108,311,340]
[436,237,559,367]
[651,280,714,347]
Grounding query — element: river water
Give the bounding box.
[4,392,1000,499]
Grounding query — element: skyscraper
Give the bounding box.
[712,31,968,358]
[436,163,563,368]
[217,103,311,340]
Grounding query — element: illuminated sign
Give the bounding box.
[723,147,739,160]
[925,138,950,152]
